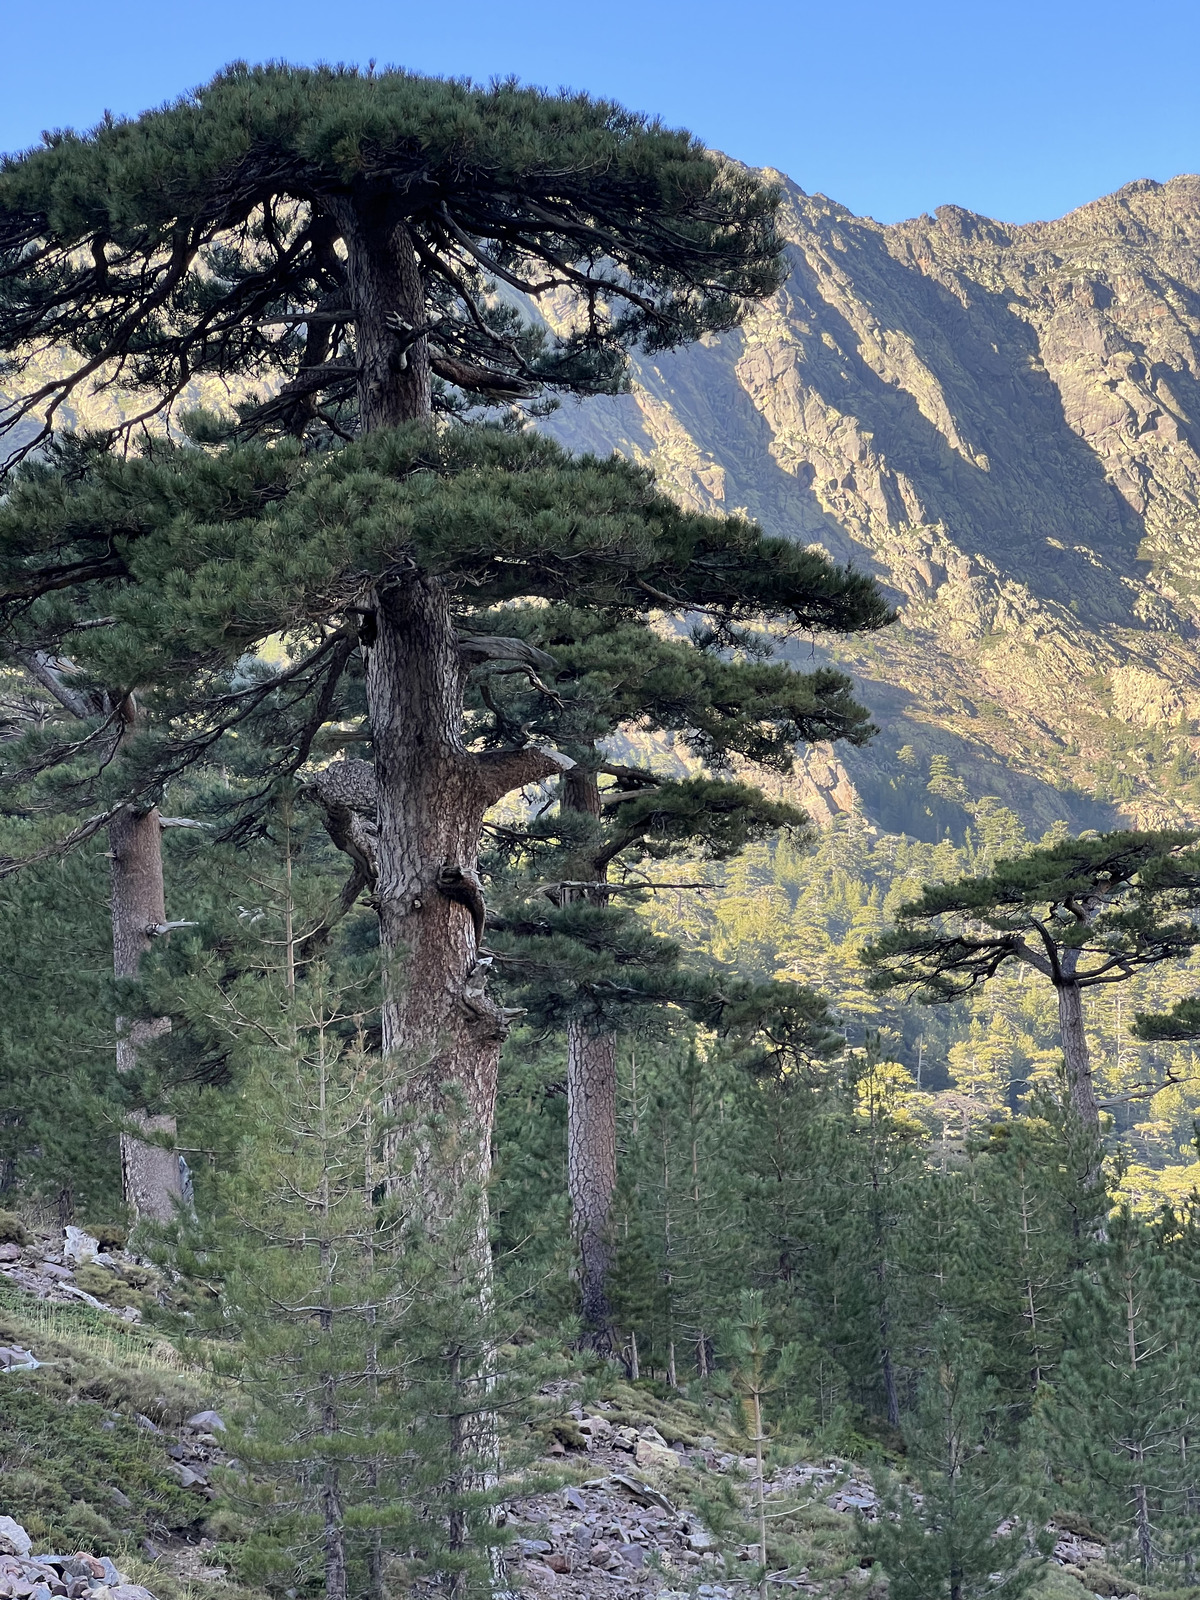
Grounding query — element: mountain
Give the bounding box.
[546,173,1200,842]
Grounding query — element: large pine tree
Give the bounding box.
[0,65,891,1231]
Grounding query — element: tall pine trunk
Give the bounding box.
[567,1022,618,1348]
[368,575,505,1217]
[322,220,566,1577]
[331,200,569,1213]
[14,663,183,1222]
[110,799,183,1222]
[560,767,621,1350]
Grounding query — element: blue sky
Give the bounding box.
[3,0,1196,226]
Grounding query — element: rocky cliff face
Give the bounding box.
[548,174,1200,838]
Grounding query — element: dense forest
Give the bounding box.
[0,61,1198,1600]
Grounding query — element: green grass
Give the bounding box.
[0,1281,224,1557]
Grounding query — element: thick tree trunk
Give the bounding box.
[364,575,567,1591]
[366,575,570,1212]
[368,575,500,1206]
[567,1021,618,1348]
[324,197,430,431]
[110,803,183,1223]
[1056,975,1100,1131]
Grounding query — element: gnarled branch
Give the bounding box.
[474,745,574,808]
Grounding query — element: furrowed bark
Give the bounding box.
[567,1021,619,1350]
[368,574,496,1201]
[560,766,621,1352]
[366,576,571,1209]
[110,800,183,1223]
[324,198,430,430]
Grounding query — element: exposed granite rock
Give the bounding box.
[548,173,1200,834]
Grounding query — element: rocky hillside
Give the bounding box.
[548,174,1200,840]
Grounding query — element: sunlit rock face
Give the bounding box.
[548,174,1200,839]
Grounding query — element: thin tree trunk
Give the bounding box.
[1125,1274,1154,1577]
[1016,1159,1042,1389]
[1056,973,1100,1131]
[751,1384,767,1600]
[558,765,623,1349]
[567,1020,618,1350]
[110,801,183,1223]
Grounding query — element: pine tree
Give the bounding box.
[865,1317,1046,1600]
[0,67,892,1245]
[173,948,513,1600]
[861,830,1200,1160]
[1044,1206,1200,1581]
[968,1117,1082,1401]
[717,1289,800,1597]
[473,603,870,1349]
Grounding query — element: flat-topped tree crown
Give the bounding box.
[0,427,893,685]
[861,828,1200,1141]
[0,62,784,458]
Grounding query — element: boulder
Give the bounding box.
[61,1229,99,1268]
[185,1410,226,1433]
[635,1436,680,1471]
[609,1473,674,1513]
[0,1523,31,1559]
[166,1464,208,1490]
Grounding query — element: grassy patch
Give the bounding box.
[0,1283,223,1556]
[0,1375,202,1551]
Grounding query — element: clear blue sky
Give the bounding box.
[3,0,1196,226]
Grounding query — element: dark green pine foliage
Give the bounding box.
[475,601,874,1027]
[177,963,509,1600]
[865,1316,1047,1600]
[0,842,120,1215]
[1044,1206,1200,1583]
[861,830,1200,1141]
[0,62,783,460]
[0,426,890,860]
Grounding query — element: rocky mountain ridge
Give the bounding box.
[548,173,1200,839]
